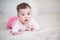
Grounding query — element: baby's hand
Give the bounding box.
[24,23,30,28]
[11,31,23,35]
[30,25,38,31]
[12,32,22,35]
[30,27,36,31]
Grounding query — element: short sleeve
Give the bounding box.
[12,21,20,32]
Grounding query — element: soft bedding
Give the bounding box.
[0,28,60,40]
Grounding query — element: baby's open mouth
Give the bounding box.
[25,19,28,21]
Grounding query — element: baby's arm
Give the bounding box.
[12,22,23,35]
[30,18,40,31]
[30,25,39,31]
[11,31,23,35]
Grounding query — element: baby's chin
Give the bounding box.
[24,21,29,24]
[23,21,29,24]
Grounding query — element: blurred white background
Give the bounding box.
[0,0,60,40]
[0,0,60,30]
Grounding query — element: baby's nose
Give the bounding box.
[25,15,28,18]
[25,16,28,19]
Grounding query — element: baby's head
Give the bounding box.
[16,3,31,24]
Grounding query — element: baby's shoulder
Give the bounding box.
[12,19,20,25]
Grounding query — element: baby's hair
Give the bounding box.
[16,2,31,13]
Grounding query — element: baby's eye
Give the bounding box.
[28,13,30,15]
[22,14,25,16]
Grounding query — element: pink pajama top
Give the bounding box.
[12,18,40,32]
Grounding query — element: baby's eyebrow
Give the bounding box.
[21,11,24,13]
[20,12,31,14]
[28,12,31,13]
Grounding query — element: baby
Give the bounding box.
[12,3,40,35]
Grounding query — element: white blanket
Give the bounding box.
[0,28,60,40]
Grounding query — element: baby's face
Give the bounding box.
[18,7,31,24]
